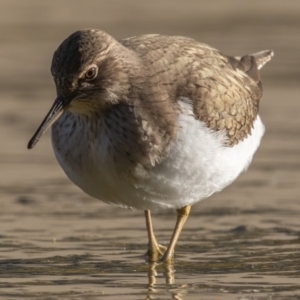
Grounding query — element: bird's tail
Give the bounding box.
[250,50,274,70]
[231,50,274,83]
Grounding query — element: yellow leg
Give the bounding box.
[161,205,191,263]
[145,210,167,262]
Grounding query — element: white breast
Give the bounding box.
[51,101,264,210]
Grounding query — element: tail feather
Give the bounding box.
[250,50,274,70]
[230,50,274,83]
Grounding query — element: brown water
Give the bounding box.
[1,1,300,299]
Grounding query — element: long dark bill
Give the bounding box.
[27,96,66,149]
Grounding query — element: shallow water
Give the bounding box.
[1,0,300,299]
[1,180,300,299]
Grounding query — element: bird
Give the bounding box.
[27,29,273,263]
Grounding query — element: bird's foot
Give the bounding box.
[159,248,174,264]
[146,243,167,262]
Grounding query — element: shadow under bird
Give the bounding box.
[28,29,273,263]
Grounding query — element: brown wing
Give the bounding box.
[121,35,273,147]
[189,49,273,146]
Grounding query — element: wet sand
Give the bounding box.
[1,1,300,299]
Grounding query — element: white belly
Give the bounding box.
[51,105,264,210]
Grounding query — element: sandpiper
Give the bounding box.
[28,29,273,263]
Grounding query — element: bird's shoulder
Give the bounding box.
[120,34,265,146]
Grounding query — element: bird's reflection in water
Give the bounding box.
[146,262,185,300]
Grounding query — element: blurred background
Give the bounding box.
[0,1,299,299]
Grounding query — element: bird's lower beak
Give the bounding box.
[27,95,66,149]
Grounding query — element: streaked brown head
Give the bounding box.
[27,29,130,149]
[51,29,116,101]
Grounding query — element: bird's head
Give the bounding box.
[28,29,131,149]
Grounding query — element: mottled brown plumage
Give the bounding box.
[28,29,273,263]
[121,34,272,146]
[49,30,272,155]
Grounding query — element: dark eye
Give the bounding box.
[84,67,98,80]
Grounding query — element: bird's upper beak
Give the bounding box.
[27,95,67,149]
